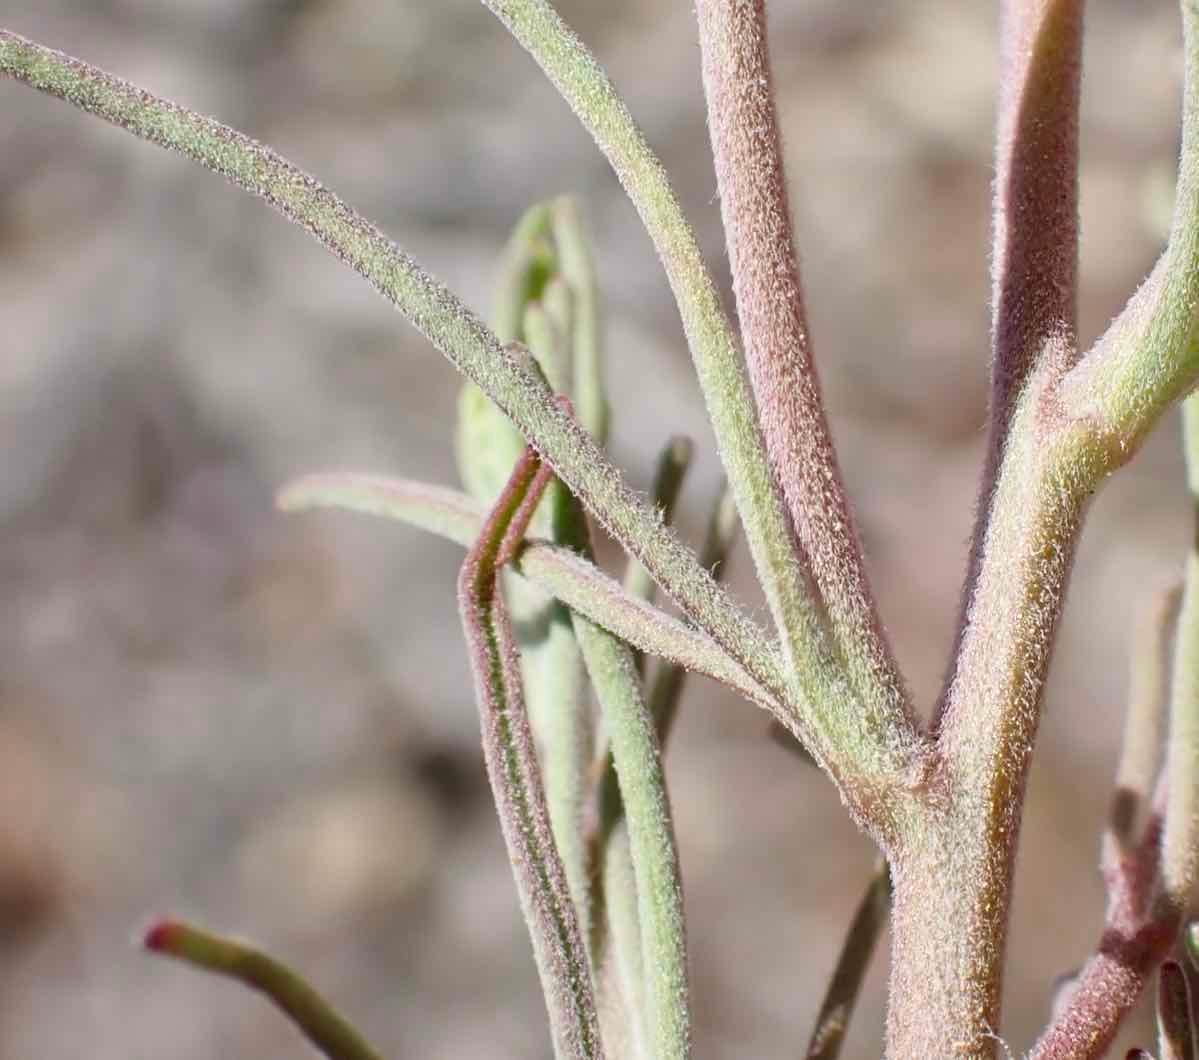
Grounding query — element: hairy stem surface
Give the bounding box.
[695,0,916,766]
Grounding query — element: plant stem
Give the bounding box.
[1111,586,1181,849]
[938,0,1084,734]
[893,377,1093,1059]
[885,4,1090,1054]
[477,1,880,784]
[1163,394,1199,908]
[623,436,693,612]
[573,615,691,1060]
[1060,0,1199,448]
[143,920,385,1060]
[694,0,915,761]
[804,860,891,1060]
[277,472,782,714]
[458,446,603,1060]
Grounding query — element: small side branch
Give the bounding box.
[144,920,385,1060]
[1162,394,1199,908]
[278,472,782,715]
[1027,796,1176,1060]
[936,0,1084,733]
[476,1,921,803]
[991,0,1084,423]
[805,860,892,1060]
[1029,574,1188,1059]
[1059,0,1199,450]
[694,0,916,757]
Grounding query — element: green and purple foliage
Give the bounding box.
[6,1,1199,1056]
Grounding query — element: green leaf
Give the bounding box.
[0,29,783,723]
[276,473,782,715]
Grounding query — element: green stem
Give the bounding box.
[144,920,384,1060]
[1060,0,1199,450]
[623,435,694,671]
[277,473,782,714]
[478,1,844,760]
[572,613,690,1060]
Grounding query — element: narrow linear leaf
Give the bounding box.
[457,446,603,1060]
[143,920,384,1060]
[585,482,739,1055]
[0,29,783,723]
[530,445,689,1059]
[572,611,690,1060]
[600,828,649,1059]
[805,861,892,1060]
[477,1,847,762]
[277,473,782,715]
[531,606,594,956]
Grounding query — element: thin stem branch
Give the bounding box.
[651,481,741,748]
[475,2,904,796]
[587,482,740,962]
[1059,0,1199,450]
[0,28,782,733]
[1029,733,1172,1058]
[694,0,915,759]
[277,472,782,714]
[458,446,603,1060]
[804,859,891,1060]
[1022,362,1199,1060]
[936,0,1084,734]
[573,615,691,1060]
[991,0,1083,420]
[1163,393,1199,908]
[143,920,385,1060]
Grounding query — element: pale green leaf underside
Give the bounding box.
[277,473,782,716]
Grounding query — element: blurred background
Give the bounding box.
[0,1,1189,1056]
